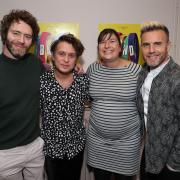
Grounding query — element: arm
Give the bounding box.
[167,82,180,170]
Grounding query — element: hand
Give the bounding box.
[75,63,84,74]
[43,63,51,72]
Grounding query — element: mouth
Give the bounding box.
[61,64,70,69]
[147,54,159,59]
[14,44,25,49]
[103,50,113,54]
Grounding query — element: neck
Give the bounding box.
[54,69,72,79]
[149,56,169,70]
[102,57,120,68]
[102,58,130,68]
[54,69,74,89]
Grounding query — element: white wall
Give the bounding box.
[174,0,180,64]
[0,0,179,69]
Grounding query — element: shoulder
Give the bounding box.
[40,69,52,81]
[131,62,142,69]
[128,62,142,76]
[26,53,39,62]
[170,60,180,72]
[166,59,180,79]
[75,72,89,90]
[76,72,89,82]
[168,61,180,95]
[88,62,100,70]
[25,54,45,74]
[26,53,44,66]
[87,62,100,75]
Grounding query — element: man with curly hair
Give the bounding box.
[0,9,45,180]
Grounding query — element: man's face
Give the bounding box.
[4,20,33,59]
[141,30,170,69]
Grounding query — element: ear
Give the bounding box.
[118,44,122,53]
[75,59,78,65]
[97,45,99,51]
[51,55,55,62]
[167,41,171,52]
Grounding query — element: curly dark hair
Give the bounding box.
[0,9,40,44]
[50,33,84,58]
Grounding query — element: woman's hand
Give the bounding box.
[75,63,84,74]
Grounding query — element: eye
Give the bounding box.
[99,41,105,44]
[12,31,21,36]
[10,30,32,41]
[58,51,66,57]
[110,39,116,43]
[142,43,149,48]
[68,53,76,59]
[24,34,33,40]
[154,42,162,46]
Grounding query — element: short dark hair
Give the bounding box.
[50,33,84,58]
[97,28,122,57]
[140,21,169,41]
[0,9,40,44]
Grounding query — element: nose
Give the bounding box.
[149,44,155,53]
[18,34,25,43]
[104,41,110,48]
[64,55,69,62]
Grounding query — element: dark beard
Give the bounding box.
[5,39,29,59]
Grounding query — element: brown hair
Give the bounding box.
[98,28,122,57]
[50,33,84,58]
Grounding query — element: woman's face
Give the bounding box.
[98,33,121,62]
[52,41,77,75]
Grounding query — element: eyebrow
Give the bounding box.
[10,29,32,36]
[142,41,162,44]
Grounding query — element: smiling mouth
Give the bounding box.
[14,44,25,48]
[147,54,159,58]
[61,65,69,68]
[104,50,113,54]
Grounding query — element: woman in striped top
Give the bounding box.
[86,29,142,180]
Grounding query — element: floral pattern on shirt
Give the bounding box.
[40,70,89,159]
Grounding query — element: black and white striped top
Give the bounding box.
[87,62,142,175]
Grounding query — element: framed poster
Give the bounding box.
[30,22,79,65]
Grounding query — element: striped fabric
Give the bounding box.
[86,62,142,175]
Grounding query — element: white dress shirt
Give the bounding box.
[141,57,170,128]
